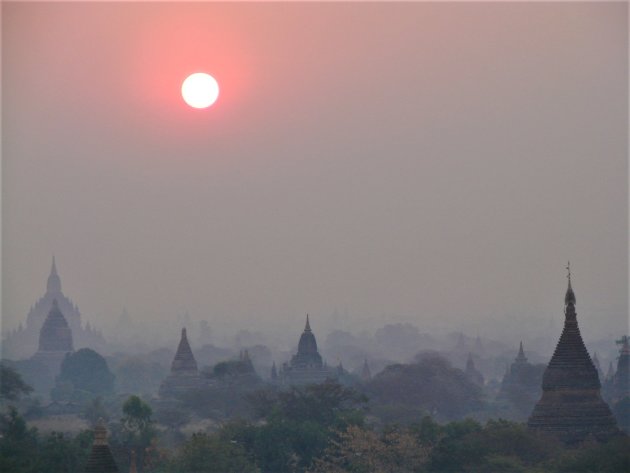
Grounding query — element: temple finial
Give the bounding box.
[46,256,62,293]
[305,313,311,332]
[564,262,576,307]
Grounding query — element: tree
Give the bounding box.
[0,407,38,473]
[164,432,259,473]
[0,364,33,401]
[311,424,430,473]
[83,397,109,427]
[51,348,115,402]
[119,395,156,472]
[367,354,484,423]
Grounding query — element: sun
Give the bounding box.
[181,73,219,109]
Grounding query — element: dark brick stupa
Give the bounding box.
[158,327,201,398]
[528,265,619,443]
[84,420,119,473]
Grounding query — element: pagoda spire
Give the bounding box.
[515,341,528,363]
[46,255,62,293]
[528,266,618,443]
[564,261,576,313]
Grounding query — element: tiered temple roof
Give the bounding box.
[31,299,74,375]
[2,257,106,360]
[280,315,334,385]
[527,266,619,443]
[84,420,119,473]
[158,328,201,398]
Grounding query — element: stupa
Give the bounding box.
[158,327,201,398]
[528,264,619,443]
[280,315,335,385]
[85,420,119,473]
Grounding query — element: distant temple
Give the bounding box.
[159,328,201,398]
[1,258,106,359]
[280,315,335,385]
[498,342,545,418]
[30,299,74,376]
[85,420,119,473]
[361,359,372,382]
[464,353,484,386]
[528,265,619,443]
[612,336,630,402]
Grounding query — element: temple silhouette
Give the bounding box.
[528,265,619,443]
[2,257,106,360]
[279,315,336,385]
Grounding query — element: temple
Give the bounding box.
[280,315,335,385]
[158,327,201,398]
[84,420,119,473]
[527,265,619,443]
[612,336,630,402]
[361,359,372,382]
[464,353,484,386]
[498,342,544,418]
[1,258,106,359]
[30,299,74,376]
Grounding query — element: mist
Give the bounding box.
[2,2,627,360]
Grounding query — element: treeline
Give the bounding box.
[2,374,629,473]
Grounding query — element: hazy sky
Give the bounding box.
[2,2,628,346]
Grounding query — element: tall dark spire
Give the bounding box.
[46,256,62,294]
[305,314,311,332]
[528,267,618,443]
[564,261,576,309]
[170,327,198,375]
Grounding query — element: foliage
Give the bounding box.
[0,364,33,401]
[161,432,259,473]
[250,380,367,428]
[52,348,115,402]
[553,436,630,473]
[426,418,563,473]
[154,405,191,429]
[111,356,167,396]
[83,396,109,426]
[118,395,157,472]
[0,407,38,472]
[310,424,430,473]
[367,354,484,422]
[219,381,368,472]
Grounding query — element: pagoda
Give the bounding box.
[30,299,74,376]
[280,315,335,385]
[2,257,106,359]
[464,353,484,386]
[158,327,201,398]
[612,336,630,402]
[84,420,119,473]
[527,264,619,443]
